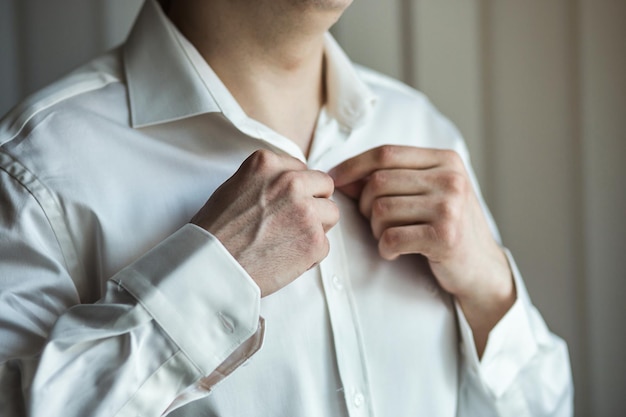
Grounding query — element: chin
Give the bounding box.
[295,0,354,12]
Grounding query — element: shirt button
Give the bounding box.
[353,392,365,408]
[332,274,344,291]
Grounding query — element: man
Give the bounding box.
[0,0,573,415]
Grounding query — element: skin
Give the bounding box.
[329,146,515,356]
[168,0,352,152]
[172,0,515,357]
[192,150,339,297]
[175,0,348,296]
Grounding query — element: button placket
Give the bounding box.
[353,391,365,408]
[319,226,375,417]
[332,274,344,291]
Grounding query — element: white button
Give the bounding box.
[353,392,365,408]
[332,274,343,291]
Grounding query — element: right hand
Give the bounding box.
[191,149,339,297]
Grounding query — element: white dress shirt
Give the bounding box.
[0,1,573,416]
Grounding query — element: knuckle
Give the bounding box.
[380,227,402,251]
[435,223,458,249]
[276,171,303,195]
[250,149,277,172]
[436,199,459,222]
[440,171,467,195]
[317,171,335,196]
[369,170,388,192]
[371,197,391,218]
[375,145,397,165]
[286,171,304,192]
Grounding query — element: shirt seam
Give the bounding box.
[0,73,120,148]
[0,150,86,289]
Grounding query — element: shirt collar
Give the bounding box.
[323,33,377,129]
[123,0,377,130]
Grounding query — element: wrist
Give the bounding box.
[457,245,514,304]
[455,247,516,357]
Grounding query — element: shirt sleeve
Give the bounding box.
[441,121,574,416]
[0,167,263,417]
[455,250,574,416]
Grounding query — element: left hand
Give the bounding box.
[330,145,515,354]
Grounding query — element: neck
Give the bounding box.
[168,0,345,155]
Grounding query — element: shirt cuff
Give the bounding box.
[164,317,266,414]
[455,248,541,398]
[111,223,262,377]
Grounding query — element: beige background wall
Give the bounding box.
[1,1,624,416]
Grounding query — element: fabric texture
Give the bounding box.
[0,1,573,416]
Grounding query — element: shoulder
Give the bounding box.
[0,49,127,149]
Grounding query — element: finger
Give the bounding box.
[275,169,335,199]
[305,170,335,199]
[311,197,340,232]
[369,195,432,239]
[335,179,366,200]
[244,149,307,175]
[378,224,441,261]
[274,152,309,171]
[359,169,432,217]
[329,145,449,187]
